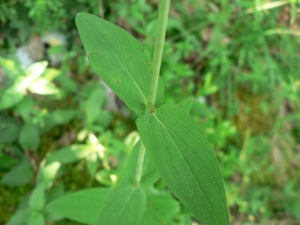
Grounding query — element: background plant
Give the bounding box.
[0,0,300,224]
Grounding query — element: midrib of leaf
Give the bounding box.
[113,187,136,225]
[84,19,148,104]
[152,111,227,224]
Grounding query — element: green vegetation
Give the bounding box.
[1,1,300,225]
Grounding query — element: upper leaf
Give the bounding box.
[75,13,165,115]
[137,103,230,225]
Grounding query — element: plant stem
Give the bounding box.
[135,141,146,186]
[147,0,170,112]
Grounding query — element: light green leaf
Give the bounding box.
[86,87,106,125]
[0,61,47,110]
[46,188,109,224]
[0,57,25,82]
[28,77,60,95]
[0,85,25,110]
[137,103,230,225]
[19,122,40,150]
[36,162,60,188]
[75,13,165,115]
[97,184,146,225]
[124,140,159,188]
[87,152,99,177]
[178,96,194,114]
[28,211,45,225]
[29,183,47,211]
[46,144,101,165]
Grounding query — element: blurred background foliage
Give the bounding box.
[0,0,300,224]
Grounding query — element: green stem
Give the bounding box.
[135,141,146,186]
[147,0,170,112]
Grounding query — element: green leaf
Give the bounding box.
[123,140,159,188]
[19,122,40,150]
[46,144,100,165]
[28,77,60,95]
[0,61,47,110]
[97,184,147,225]
[75,13,165,115]
[29,183,47,211]
[1,156,33,186]
[178,96,194,114]
[15,96,34,122]
[86,87,106,125]
[36,162,61,188]
[6,208,30,225]
[137,103,230,225]
[141,193,180,225]
[28,211,45,225]
[0,85,25,110]
[0,116,20,143]
[46,188,109,224]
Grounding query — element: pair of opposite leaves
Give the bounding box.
[76,13,229,225]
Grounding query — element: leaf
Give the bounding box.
[15,96,34,122]
[86,87,106,125]
[19,122,40,150]
[0,61,47,110]
[6,208,30,225]
[97,184,147,225]
[137,103,230,225]
[1,156,33,186]
[36,161,61,188]
[76,13,165,115]
[29,183,47,211]
[0,116,20,143]
[124,140,159,188]
[141,193,180,225]
[28,211,45,225]
[46,188,109,224]
[46,144,100,165]
[0,85,25,110]
[28,77,60,95]
[178,96,194,114]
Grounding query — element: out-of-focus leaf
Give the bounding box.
[0,116,20,143]
[28,77,60,95]
[46,188,109,224]
[87,152,99,177]
[178,96,194,114]
[15,96,34,122]
[29,183,47,211]
[0,85,25,110]
[6,208,29,225]
[1,156,33,186]
[40,109,78,134]
[0,57,25,82]
[19,122,40,150]
[86,88,106,125]
[28,211,45,225]
[36,162,61,188]
[46,144,101,165]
